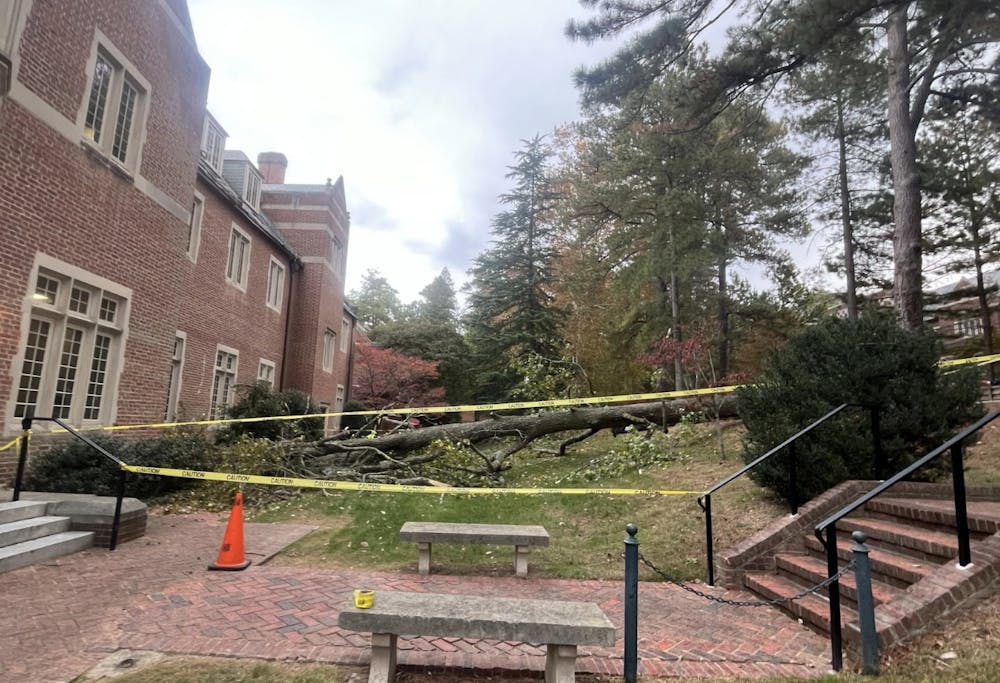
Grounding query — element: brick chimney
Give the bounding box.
[257,152,287,184]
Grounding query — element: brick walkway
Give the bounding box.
[0,512,831,682]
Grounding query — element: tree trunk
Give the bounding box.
[717,252,730,378]
[836,96,858,321]
[886,5,924,329]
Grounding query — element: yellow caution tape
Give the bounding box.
[940,353,1000,367]
[0,437,20,453]
[120,464,700,496]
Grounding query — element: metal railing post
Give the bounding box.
[950,442,972,567]
[870,406,885,479]
[701,495,714,586]
[788,441,798,515]
[13,413,33,501]
[852,531,879,675]
[825,525,843,671]
[624,523,639,683]
[110,468,126,551]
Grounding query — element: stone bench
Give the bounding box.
[338,590,616,682]
[399,521,549,577]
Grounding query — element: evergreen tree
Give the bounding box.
[348,269,402,329]
[465,136,567,400]
[567,0,1000,329]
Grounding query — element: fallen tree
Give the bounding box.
[288,395,738,485]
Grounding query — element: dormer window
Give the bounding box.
[245,168,261,211]
[221,151,263,212]
[201,113,226,173]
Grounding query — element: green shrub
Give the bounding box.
[340,399,371,432]
[24,430,214,499]
[737,313,983,505]
[216,381,324,443]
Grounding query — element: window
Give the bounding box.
[954,318,984,338]
[330,238,345,279]
[225,225,251,289]
[245,169,262,211]
[165,333,185,421]
[209,347,238,419]
[187,193,204,261]
[82,47,147,168]
[257,359,275,388]
[266,258,284,310]
[201,115,226,173]
[340,319,350,352]
[322,329,335,373]
[13,262,128,425]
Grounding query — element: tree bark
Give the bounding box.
[886,5,924,329]
[296,397,739,470]
[836,96,858,321]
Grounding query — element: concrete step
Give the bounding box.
[775,553,901,607]
[0,531,94,575]
[866,497,1000,535]
[0,501,48,525]
[805,534,935,586]
[744,571,858,636]
[0,516,72,548]
[841,516,959,561]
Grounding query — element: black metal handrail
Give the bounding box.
[12,413,128,550]
[814,407,1000,672]
[698,402,883,585]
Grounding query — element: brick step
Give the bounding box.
[804,534,935,586]
[0,531,94,575]
[0,501,47,525]
[775,553,901,607]
[0,516,71,549]
[866,498,1000,535]
[744,571,858,636]
[839,516,959,561]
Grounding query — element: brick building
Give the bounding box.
[0,0,355,478]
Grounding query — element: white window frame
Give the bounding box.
[8,255,131,429]
[245,167,262,211]
[225,224,252,290]
[187,191,204,262]
[265,257,284,311]
[340,319,350,352]
[78,34,151,172]
[257,358,275,388]
[322,329,335,373]
[209,345,239,420]
[201,114,226,173]
[165,331,186,421]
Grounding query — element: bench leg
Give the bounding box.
[515,545,530,577]
[368,632,397,683]
[417,542,431,575]
[545,643,577,683]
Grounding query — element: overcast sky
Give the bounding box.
[185,0,607,303]
[187,1,830,305]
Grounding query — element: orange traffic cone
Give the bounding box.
[208,492,251,571]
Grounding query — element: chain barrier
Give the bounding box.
[637,552,856,607]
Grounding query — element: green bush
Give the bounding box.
[216,382,324,443]
[340,399,371,432]
[737,313,983,505]
[24,430,214,499]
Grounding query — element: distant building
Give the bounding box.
[926,270,1000,352]
[0,0,354,481]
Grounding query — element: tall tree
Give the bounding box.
[348,269,402,329]
[567,0,1000,329]
[465,136,567,400]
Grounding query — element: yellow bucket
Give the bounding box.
[353,589,375,609]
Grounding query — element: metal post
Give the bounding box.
[703,495,715,586]
[870,407,885,479]
[950,442,972,567]
[826,525,843,671]
[110,468,126,551]
[788,442,798,515]
[624,523,639,683]
[13,414,33,502]
[852,531,879,675]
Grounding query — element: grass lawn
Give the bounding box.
[251,419,786,581]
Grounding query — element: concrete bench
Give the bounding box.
[399,521,549,577]
[339,590,616,682]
